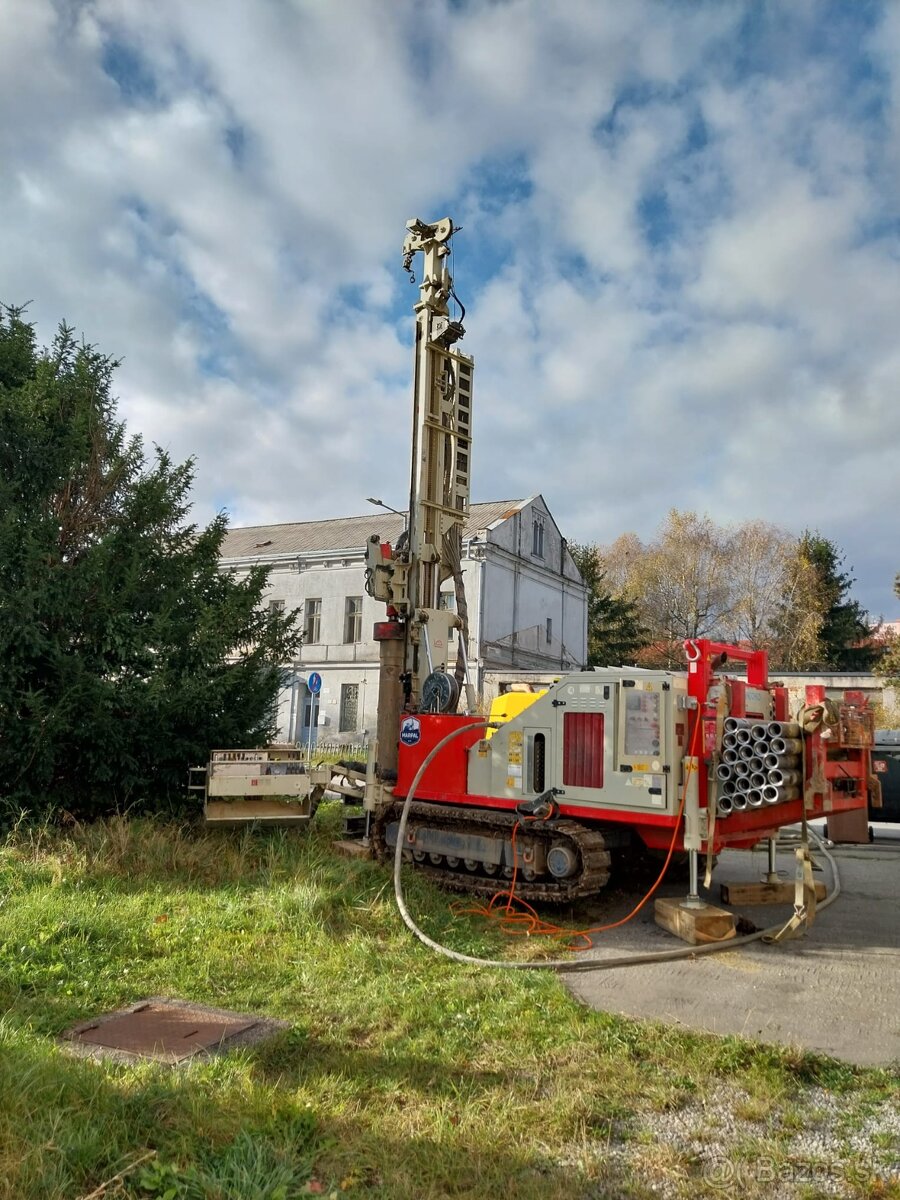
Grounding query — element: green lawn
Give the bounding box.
[0,806,897,1199]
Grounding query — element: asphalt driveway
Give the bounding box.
[562,824,900,1067]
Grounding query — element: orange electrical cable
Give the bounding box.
[451,710,703,951]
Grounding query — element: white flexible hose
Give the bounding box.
[392,721,842,972]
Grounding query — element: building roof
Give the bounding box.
[220,499,530,560]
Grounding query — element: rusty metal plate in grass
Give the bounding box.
[61,998,281,1064]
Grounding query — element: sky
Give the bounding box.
[2,0,899,617]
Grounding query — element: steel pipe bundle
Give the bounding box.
[771,736,803,755]
[724,717,753,733]
[764,751,798,770]
[767,721,801,739]
[762,784,799,804]
[769,768,800,788]
[714,713,805,818]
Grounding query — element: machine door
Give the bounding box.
[549,678,673,813]
[551,680,612,806]
[611,679,672,813]
[617,681,667,768]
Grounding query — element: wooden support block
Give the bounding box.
[332,839,374,860]
[654,897,736,945]
[719,880,826,906]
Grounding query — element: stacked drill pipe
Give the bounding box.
[715,717,802,818]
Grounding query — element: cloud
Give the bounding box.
[1,0,897,616]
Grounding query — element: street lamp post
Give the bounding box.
[365,497,405,518]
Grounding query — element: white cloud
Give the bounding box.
[1,0,897,616]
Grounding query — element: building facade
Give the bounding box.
[219,496,587,744]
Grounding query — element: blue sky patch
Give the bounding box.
[101,39,158,102]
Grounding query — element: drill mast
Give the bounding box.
[403,217,475,680]
[366,216,476,779]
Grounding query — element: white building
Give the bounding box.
[220,496,587,744]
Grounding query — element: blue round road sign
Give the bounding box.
[307,671,322,695]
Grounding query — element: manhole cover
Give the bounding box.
[62,998,284,1064]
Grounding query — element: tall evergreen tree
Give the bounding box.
[0,306,302,822]
[569,542,647,666]
[878,573,900,684]
[783,532,877,671]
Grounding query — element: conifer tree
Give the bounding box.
[569,542,647,666]
[773,532,877,671]
[0,306,302,821]
[877,575,900,684]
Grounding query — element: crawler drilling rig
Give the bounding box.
[200,216,875,907]
[359,216,875,902]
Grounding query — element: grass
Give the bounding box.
[0,805,897,1199]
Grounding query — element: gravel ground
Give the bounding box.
[561,1082,900,1198]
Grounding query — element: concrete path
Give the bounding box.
[562,824,900,1067]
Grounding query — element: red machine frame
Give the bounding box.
[393,640,871,856]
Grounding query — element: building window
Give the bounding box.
[302,693,319,735]
[546,617,553,645]
[339,683,359,732]
[343,596,362,643]
[439,590,456,642]
[304,598,321,644]
[268,598,285,615]
[532,518,544,558]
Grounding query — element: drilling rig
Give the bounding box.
[201,215,875,913]
[358,216,875,904]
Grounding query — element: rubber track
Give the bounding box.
[372,800,611,902]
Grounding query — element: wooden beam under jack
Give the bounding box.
[719,879,826,905]
[654,897,736,945]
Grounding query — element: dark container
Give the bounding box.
[873,731,900,823]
